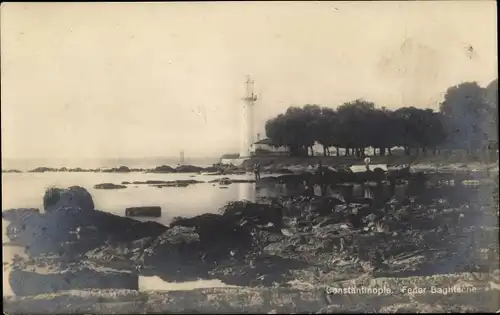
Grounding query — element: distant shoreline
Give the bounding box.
[1,164,235,174]
[2,154,498,175]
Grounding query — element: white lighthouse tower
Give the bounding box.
[239,75,258,157]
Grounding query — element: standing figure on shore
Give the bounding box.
[316,161,328,196]
[364,157,371,172]
[253,163,261,181]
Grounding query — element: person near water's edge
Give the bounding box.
[364,157,371,172]
[253,163,261,181]
[316,161,327,196]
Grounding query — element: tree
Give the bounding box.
[315,107,339,156]
[263,79,491,159]
[393,107,421,155]
[336,100,376,157]
[265,106,321,156]
[439,82,490,153]
[483,79,498,150]
[367,107,396,156]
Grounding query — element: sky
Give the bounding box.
[1,1,497,159]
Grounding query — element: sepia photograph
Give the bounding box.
[1,1,499,313]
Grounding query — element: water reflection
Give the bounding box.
[238,183,256,202]
[139,276,237,291]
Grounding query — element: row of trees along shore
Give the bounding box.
[265,80,498,157]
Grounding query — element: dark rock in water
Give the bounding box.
[2,169,22,173]
[175,165,204,173]
[151,179,203,188]
[43,186,95,213]
[94,183,128,190]
[2,208,40,222]
[133,180,168,185]
[6,208,167,257]
[29,167,57,173]
[176,179,204,184]
[219,178,232,185]
[116,166,131,172]
[100,166,129,173]
[102,166,131,173]
[125,206,162,217]
[8,187,168,257]
[9,268,138,296]
[149,165,176,173]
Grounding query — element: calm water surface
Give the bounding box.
[2,172,270,295]
[1,172,267,224]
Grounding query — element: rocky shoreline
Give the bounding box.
[4,273,500,314]
[2,169,499,313]
[3,159,498,175]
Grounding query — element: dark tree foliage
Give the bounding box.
[264,79,497,157]
[439,82,491,153]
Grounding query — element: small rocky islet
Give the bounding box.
[2,167,499,313]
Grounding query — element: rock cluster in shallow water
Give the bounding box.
[3,180,499,303]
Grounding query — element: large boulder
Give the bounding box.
[8,187,168,257]
[169,213,253,263]
[164,201,285,267]
[141,226,209,281]
[43,186,95,213]
[6,208,168,257]
[143,226,201,264]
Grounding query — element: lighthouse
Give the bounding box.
[239,76,258,157]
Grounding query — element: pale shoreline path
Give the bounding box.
[4,272,500,313]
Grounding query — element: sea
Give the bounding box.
[1,158,390,296]
[1,168,273,296]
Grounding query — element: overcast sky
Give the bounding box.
[1,1,497,159]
